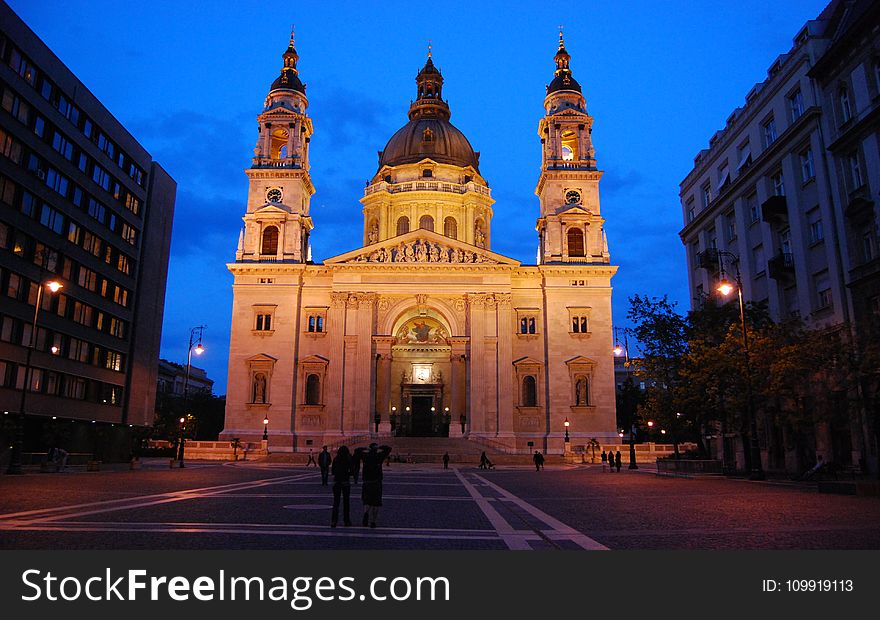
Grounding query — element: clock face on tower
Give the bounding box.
[266,187,283,203]
[565,189,581,204]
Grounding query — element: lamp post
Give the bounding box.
[177,416,186,467]
[628,423,638,470]
[263,414,269,441]
[6,279,62,475]
[178,325,205,469]
[715,251,764,480]
[563,417,570,443]
[612,326,629,362]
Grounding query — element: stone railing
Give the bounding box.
[364,180,491,197]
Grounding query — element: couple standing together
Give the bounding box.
[328,443,392,529]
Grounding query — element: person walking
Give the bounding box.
[479,451,489,470]
[354,443,392,528]
[318,445,331,486]
[615,450,622,472]
[306,448,317,468]
[601,450,608,472]
[330,446,354,527]
[442,452,450,470]
[533,450,544,471]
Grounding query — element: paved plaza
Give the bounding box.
[1,461,879,550]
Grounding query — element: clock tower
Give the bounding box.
[237,31,315,263]
[535,32,609,264]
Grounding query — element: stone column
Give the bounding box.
[355,293,376,435]
[495,293,514,439]
[286,122,296,160]
[327,292,348,437]
[373,336,395,436]
[467,294,487,436]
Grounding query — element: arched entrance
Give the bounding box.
[389,314,452,437]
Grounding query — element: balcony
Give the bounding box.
[767,252,794,280]
[696,248,720,271]
[761,195,788,224]
[845,185,874,220]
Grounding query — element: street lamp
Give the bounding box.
[612,326,629,361]
[6,279,62,475]
[715,251,765,480]
[563,417,570,443]
[178,325,206,469]
[177,416,186,468]
[263,414,269,441]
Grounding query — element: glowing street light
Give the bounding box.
[563,417,570,443]
[263,414,269,441]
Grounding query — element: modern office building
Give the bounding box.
[0,1,176,452]
[679,0,879,473]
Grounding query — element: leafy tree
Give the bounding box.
[627,295,688,453]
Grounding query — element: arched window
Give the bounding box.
[561,130,578,161]
[522,376,537,407]
[252,372,268,404]
[261,226,279,255]
[269,128,289,159]
[419,215,434,231]
[575,376,589,406]
[567,228,585,257]
[305,373,320,405]
[396,216,410,236]
[443,217,457,239]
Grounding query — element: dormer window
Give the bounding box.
[422,128,434,142]
[422,169,432,178]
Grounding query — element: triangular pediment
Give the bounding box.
[565,355,598,367]
[324,229,520,266]
[556,205,593,216]
[247,353,278,363]
[300,355,329,364]
[253,204,293,215]
[513,356,544,367]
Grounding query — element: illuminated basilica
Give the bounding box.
[221,32,618,454]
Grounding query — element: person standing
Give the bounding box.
[318,445,332,486]
[354,443,392,528]
[330,446,353,527]
[306,448,317,468]
[442,452,450,470]
[615,450,622,472]
[479,451,489,470]
[601,450,608,472]
[533,450,544,471]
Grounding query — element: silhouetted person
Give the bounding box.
[318,445,331,486]
[354,443,392,528]
[601,450,608,472]
[330,446,353,527]
[479,451,494,469]
[442,452,450,469]
[534,451,544,471]
[615,450,622,472]
[306,448,317,467]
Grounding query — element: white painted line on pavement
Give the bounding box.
[473,473,609,550]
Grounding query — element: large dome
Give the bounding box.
[378,117,480,170]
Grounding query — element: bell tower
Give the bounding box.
[237,30,315,263]
[535,31,609,264]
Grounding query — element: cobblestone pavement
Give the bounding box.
[0,460,878,550]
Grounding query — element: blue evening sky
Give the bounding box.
[9,0,829,393]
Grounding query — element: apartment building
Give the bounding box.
[678,0,880,473]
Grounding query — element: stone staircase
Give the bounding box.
[263,437,564,466]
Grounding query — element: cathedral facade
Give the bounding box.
[221,33,618,454]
